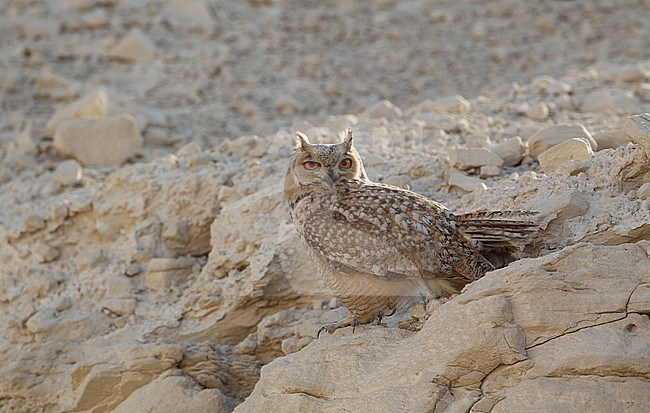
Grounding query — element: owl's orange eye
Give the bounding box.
[303,161,321,170]
[339,158,353,169]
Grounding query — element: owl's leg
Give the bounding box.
[317,315,358,338]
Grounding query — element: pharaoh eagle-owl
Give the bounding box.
[284,129,538,334]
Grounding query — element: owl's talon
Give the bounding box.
[317,317,358,338]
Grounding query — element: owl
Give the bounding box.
[284,129,538,335]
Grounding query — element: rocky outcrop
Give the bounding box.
[238,243,650,413]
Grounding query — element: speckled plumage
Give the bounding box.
[284,129,538,333]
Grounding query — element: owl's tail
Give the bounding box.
[453,210,540,268]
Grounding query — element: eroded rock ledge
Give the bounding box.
[237,242,650,413]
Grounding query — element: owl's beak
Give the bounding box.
[326,169,339,186]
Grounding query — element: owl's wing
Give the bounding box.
[302,184,492,287]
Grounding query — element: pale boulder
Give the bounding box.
[109,29,155,63]
[594,128,632,150]
[623,113,650,158]
[112,376,232,413]
[489,136,526,166]
[537,138,594,174]
[53,114,143,167]
[527,124,597,159]
[449,147,503,170]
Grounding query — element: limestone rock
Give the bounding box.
[449,147,503,170]
[164,0,214,33]
[604,64,650,83]
[109,29,155,63]
[361,100,403,119]
[46,87,110,135]
[594,128,632,150]
[637,182,650,199]
[53,159,83,186]
[637,83,650,102]
[527,124,598,159]
[489,136,526,166]
[448,172,487,192]
[623,113,650,158]
[53,114,143,167]
[538,138,594,174]
[464,134,492,148]
[238,243,650,413]
[581,89,640,114]
[416,95,471,113]
[145,258,193,291]
[112,376,232,413]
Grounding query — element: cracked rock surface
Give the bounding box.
[238,243,650,413]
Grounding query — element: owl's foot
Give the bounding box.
[317,316,358,338]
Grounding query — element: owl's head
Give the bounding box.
[285,129,369,198]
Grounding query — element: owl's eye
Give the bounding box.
[338,158,353,169]
[303,161,321,170]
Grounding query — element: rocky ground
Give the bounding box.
[1,0,650,412]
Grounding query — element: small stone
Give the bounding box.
[107,275,133,297]
[593,129,632,150]
[623,113,650,158]
[53,114,143,167]
[489,136,526,167]
[416,95,470,113]
[361,100,403,119]
[526,103,550,121]
[480,165,501,177]
[20,18,60,38]
[15,124,38,155]
[636,182,650,199]
[637,83,650,102]
[604,64,650,83]
[80,9,109,29]
[46,87,110,135]
[448,172,487,192]
[34,244,61,263]
[527,124,598,159]
[53,160,83,186]
[464,134,492,148]
[145,126,182,147]
[109,29,155,63]
[164,0,214,34]
[124,263,142,277]
[537,138,594,174]
[145,258,193,291]
[449,147,503,170]
[102,297,137,317]
[554,160,589,176]
[176,142,202,157]
[548,80,572,96]
[34,68,79,101]
[46,203,70,232]
[19,214,46,234]
[581,89,640,114]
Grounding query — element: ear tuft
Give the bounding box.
[343,128,353,149]
[295,131,311,150]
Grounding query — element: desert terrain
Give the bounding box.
[0,0,649,412]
